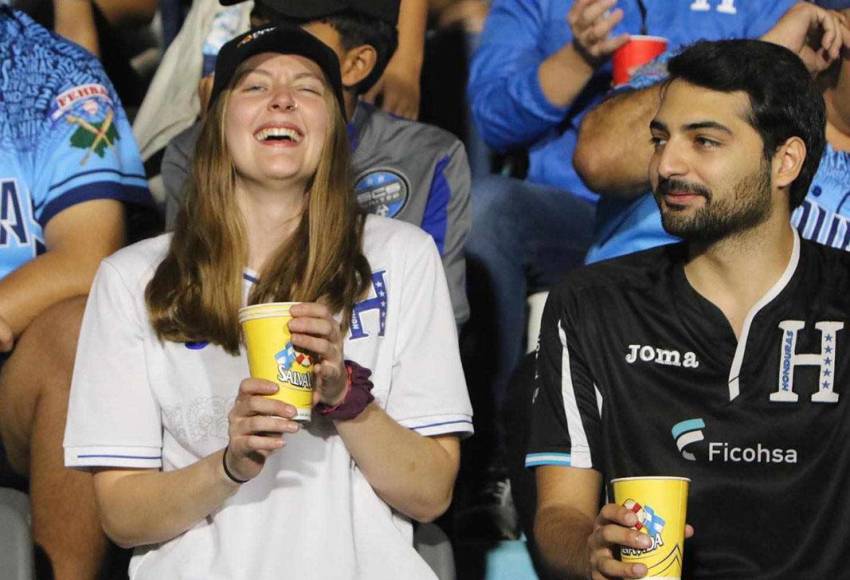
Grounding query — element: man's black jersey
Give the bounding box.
[527,232,850,579]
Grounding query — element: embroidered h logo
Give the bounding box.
[770,321,844,403]
[350,271,388,340]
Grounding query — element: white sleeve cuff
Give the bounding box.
[64,445,162,469]
[398,413,474,438]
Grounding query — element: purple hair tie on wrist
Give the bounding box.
[316,360,374,421]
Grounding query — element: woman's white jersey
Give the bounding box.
[64,216,473,580]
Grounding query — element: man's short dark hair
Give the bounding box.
[322,12,398,94]
[251,4,398,95]
[668,40,826,210]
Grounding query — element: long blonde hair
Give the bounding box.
[145,69,371,354]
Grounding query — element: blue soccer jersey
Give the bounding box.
[0,8,151,278]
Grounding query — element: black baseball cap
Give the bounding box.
[219,0,400,26]
[209,24,346,117]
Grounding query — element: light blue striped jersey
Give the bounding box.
[792,144,850,250]
[0,8,151,278]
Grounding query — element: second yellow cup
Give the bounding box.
[611,476,690,579]
[239,302,313,422]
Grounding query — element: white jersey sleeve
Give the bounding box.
[383,230,473,438]
[64,259,163,469]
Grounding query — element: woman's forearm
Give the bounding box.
[93,449,240,548]
[335,404,460,522]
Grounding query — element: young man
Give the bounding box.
[461,1,797,512]
[161,0,472,326]
[527,39,849,578]
[574,1,850,263]
[0,7,152,579]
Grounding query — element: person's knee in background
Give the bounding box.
[0,296,109,580]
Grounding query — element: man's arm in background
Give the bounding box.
[573,84,662,200]
[0,200,124,347]
[468,0,628,152]
[362,0,428,119]
[54,0,158,57]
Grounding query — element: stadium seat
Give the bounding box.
[0,487,35,580]
[414,522,456,580]
[526,291,549,354]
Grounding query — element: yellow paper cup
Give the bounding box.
[239,302,313,422]
[611,476,690,579]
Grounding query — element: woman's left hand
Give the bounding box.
[287,302,348,407]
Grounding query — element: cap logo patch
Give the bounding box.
[237,26,276,47]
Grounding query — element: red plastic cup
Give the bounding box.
[612,35,668,87]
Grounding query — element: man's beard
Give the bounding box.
[655,163,773,244]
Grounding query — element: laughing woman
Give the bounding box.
[63,25,472,580]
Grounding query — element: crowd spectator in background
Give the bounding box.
[160,0,193,48]
[160,0,472,327]
[461,0,799,539]
[49,0,157,59]
[64,26,472,579]
[12,0,159,109]
[131,0,252,182]
[0,7,152,579]
[418,0,491,179]
[362,0,428,119]
[429,0,488,32]
[134,0,428,188]
[797,4,850,244]
[529,37,849,579]
[575,1,850,263]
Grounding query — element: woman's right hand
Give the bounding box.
[224,378,301,482]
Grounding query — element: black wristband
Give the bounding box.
[222,445,249,484]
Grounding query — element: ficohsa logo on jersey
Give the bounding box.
[672,418,798,464]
